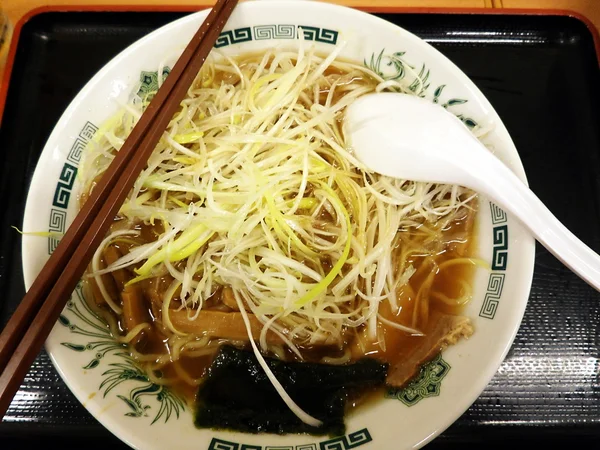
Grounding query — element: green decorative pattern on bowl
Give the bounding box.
[21,3,535,449]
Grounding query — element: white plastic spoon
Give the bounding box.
[344,92,600,292]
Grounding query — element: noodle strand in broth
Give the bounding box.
[79,43,482,426]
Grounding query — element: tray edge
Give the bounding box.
[0,5,599,125]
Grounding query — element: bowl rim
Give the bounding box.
[20,2,536,449]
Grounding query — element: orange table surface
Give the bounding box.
[4,0,600,31]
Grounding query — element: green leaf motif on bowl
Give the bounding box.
[137,67,171,102]
[365,49,430,96]
[385,353,451,406]
[59,284,184,424]
[365,50,478,128]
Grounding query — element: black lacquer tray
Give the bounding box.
[0,9,599,449]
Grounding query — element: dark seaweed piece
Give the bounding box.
[194,345,388,436]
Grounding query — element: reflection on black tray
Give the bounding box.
[0,10,599,449]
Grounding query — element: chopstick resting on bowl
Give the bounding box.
[0,0,239,417]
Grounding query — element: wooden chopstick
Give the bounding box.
[0,0,239,417]
[0,0,233,374]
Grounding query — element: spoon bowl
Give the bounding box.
[345,92,600,292]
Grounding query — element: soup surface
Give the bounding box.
[80,48,480,427]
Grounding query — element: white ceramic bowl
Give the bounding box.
[21,2,535,449]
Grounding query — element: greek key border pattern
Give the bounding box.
[48,121,98,254]
[207,428,371,450]
[214,24,339,49]
[480,202,509,319]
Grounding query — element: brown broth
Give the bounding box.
[82,53,480,411]
[86,203,478,406]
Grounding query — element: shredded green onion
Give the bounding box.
[81,42,480,426]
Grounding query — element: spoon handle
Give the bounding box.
[471,151,600,292]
